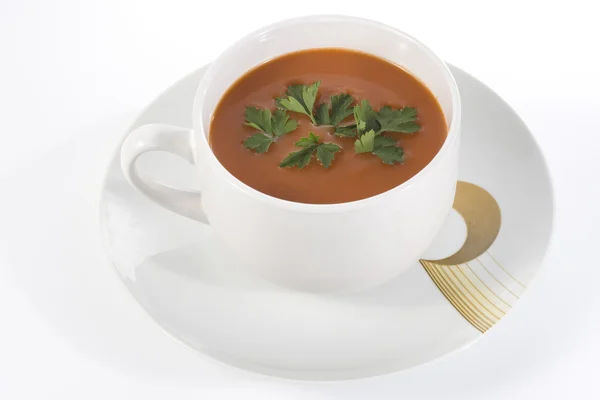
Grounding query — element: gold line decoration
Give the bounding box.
[439,265,495,327]
[422,261,488,333]
[420,181,526,333]
[487,251,527,288]
[464,262,512,310]
[449,266,504,320]
[427,181,501,266]
[474,258,520,299]
[455,265,506,317]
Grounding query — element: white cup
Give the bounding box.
[121,15,461,293]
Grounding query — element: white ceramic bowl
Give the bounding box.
[120,15,461,293]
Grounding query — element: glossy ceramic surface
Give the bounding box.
[120,16,461,292]
[100,64,553,380]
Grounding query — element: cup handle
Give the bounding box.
[120,123,209,224]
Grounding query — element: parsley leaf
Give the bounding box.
[353,100,380,135]
[350,100,415,163]
[242,133,274,154]
[373,146,404,164]
[315,103,330,125]
[244,106,298,137]
[271,109,299,137]
[276,81,320,124]
[373,135,398,148]
[354,132,405,164]
[354,130,376,153]
[316,143,341,168]
[372,135,404,164]
[280,132,341,169]
[279,146,315,169]
[295,131,320,148]
[351,100,421,136]
[334,124,358,137]
[315,93,354,127]
[330,94,355,126]
[243,106,298,153]
[244,107,272,134]
[376,106,420,133]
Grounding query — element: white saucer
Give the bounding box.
[99,64,553,380]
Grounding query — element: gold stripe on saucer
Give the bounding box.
[474,258,520,299]
[486,251,527,289]
[420,181,527,333]
[449,265,504,320]
[463,262,512,311]
[422,261,488,333]
[438,265,495,327]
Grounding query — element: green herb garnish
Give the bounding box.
[372,135,404,164]
[276,81,320,124]
[333,124,358,137]
[242,107,298,153]
[350,99,419,164]
[279,132,341,169]
[243,84,420,167]
[351,100,420,136]
[354,130,404,164]
[331,99,379,138]
[242,133,274,153]
[353,99,379,135]
[315,93,354,126]
[376,106,421,133]
[354,129,376,153]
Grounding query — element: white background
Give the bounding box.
[1,0,599,398]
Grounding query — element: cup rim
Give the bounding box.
[192,15,461,214]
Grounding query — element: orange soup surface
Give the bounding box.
[209,49,447,204]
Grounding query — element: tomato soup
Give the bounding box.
[209,48,447,204]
